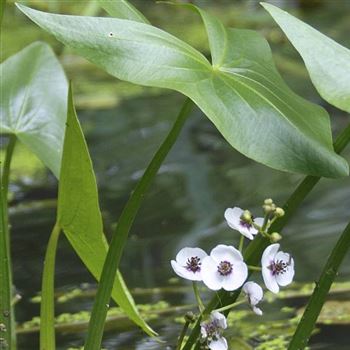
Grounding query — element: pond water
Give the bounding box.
[3,1,350,349]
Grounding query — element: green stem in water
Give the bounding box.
[176,319,191,350]
[40,223,61,350]
[0,135,17,350]
[288,221,350,350]
[214,299,246,313]
[84,98,194,350]
[192,282,205,313]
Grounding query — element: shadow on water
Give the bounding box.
[3,0,350,349]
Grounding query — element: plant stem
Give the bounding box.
[248,265,261,271]
[214,299,245,313]
[0,135,17,349]
[182,122,350,350]
[176,319,190,350]
[238,235,244,252]
[192,282,205,312]
[288,221,350,350]
[84,98,194,350]
[40,223,61,350]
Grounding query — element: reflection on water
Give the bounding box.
[4,1,350,349]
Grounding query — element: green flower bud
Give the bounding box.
[275,207,285,217]
[263,204,272,213]
[270,232,282,242]
[241,210,252,223]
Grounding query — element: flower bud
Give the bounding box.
[264,198,273,205]
[185,311,196,323]
[275,207,285,217]
[241,210,252,222]
[270,232,282,242]
[263,204,273,213]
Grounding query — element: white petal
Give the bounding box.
[209,337,228,350]
[243,281,263,306]
[254,217,264,227]
[210,244,243,264]
[238,226,255,240]
[276,260,295,287]
[175,247,207,265]
[201,256,224,290]
[224,207,243,230]
[221,262,248,291]
[261,243,280,268]
[170,260,202,281]
[200,324,207,338]
[252,306,263,316]
[211,311,227,329]
[262,266,279,293]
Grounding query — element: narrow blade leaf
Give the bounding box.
[262,2,350,113]
[15,4,348,178]
[57,85,156,336]
[0,42,68,177]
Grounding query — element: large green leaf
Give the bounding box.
[16,4,348,178]
[98,0,149,23]
[57,85,156,336]
[262,3,350,113]
[0,42,67,177]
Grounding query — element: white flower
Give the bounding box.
[200,311,228,350]
[171,247,207,281]
[261,243,295,294]
[243,281,263,315]
[224,207,264,240]
[201,244,248,291]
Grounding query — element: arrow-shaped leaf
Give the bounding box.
[15,4,348,178]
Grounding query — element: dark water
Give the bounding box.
[4,0,350,349]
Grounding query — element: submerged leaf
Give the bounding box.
[57,85,156,336]
[15,5,348,178]
[262,3,350,113]
[0,42,67,177]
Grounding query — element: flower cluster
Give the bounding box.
[171,199,295,349]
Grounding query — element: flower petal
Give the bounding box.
[276,258,295,286]
[243,281,263,306]
[254,217,264,227]
[201,256,224,290]
[238,225,255,240]
[211,311,227,329]
[252,306,263,316]
[224,207,243,230]
[261,243,280,268]
[209,337,228,350]
[170,260,202,281]
[221,262,248,291]
[262,266,280,293]
[210,244,243,264]
[175,247,207,265]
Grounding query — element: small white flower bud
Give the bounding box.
[275,207,285,217]
[263,204,273,213]
[264,198,273,205]
[270,232,282,242]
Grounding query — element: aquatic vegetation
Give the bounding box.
[1,1,350,349]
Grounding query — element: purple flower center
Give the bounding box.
[203,320,220,338]
[239,219,252,229]
[268,259,289,276]
[185,256,201,273]
[217,261,233,276]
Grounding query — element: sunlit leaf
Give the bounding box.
[15,4,348,178]
[262,2,350,113]
[0,42,67,177]
[98,0,149,23]
[57,85,156,336]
